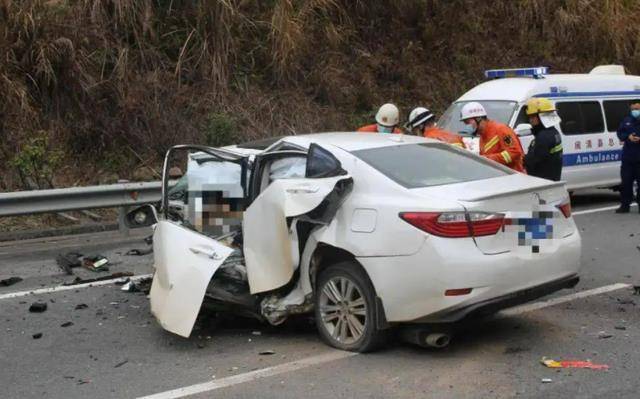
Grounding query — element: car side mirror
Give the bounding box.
[515,123,533,137]
[125,204,158,228]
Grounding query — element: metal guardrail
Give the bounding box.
[0,181,163,217]
[0,181,167,237]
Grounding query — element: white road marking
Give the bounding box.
[0,273,153,300]
[137,350,357,399]
[139,282,632,399]
[573,203,637,216]
[499,282,631,317]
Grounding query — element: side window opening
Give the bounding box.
[514,105,529,127]
[603,99,640,132]
[556,101,604,135]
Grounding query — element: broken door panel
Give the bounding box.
[243,176,351,294]
[150,220,233,337]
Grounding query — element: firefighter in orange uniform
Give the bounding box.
[460,102,525,172]
[357,103,402,134]
[406,107,465,148]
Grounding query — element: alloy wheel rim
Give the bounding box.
[319,276,367,345]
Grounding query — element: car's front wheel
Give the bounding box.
[314,261,386,352]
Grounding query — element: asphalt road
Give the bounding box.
[1,190,639,399]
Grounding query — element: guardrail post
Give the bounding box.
[117,179,130,237]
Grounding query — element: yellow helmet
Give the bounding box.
[526,97,555,115]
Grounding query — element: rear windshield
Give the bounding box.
[352,143,510,188]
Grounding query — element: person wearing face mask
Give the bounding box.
[523,98,563,181]
[615,101,640,213]
[357,103,402,134]
[460,102,525,172]
[406,107,466,148]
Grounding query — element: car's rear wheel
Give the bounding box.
[314,261,386,352]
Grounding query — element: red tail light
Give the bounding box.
[399,212,504,238]
[556,199,572,218]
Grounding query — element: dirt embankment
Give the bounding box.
[1,0,639,191]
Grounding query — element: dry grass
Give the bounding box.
[1,0,640,190]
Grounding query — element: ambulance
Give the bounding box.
[438,65,640,190]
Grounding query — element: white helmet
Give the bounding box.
[407,107,435,128]
[460,102,487,121]
[375,103,400,127]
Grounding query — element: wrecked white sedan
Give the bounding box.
[128,133,581,352]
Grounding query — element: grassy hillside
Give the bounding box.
[1,0,639,190]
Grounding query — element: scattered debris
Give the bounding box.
[197,343,206,349]
[541,357,609,370]
[617,298,635,305]
[56,252,83,274]
[29,302,48,313]
[115,278,130,286]
[63,272,133,286]
[76,379,90,386]
[126,248,153,256]
[121,281,140,293]
[32,333,43,339]
[61,322,74,328]
[259,350,275,356]
[82,255,109,272]
[75,304,88,310]
[114,360,128,368]
[598,331,613,339]
[0,277,23,287]
[541,378,553,383]
[634,286,640,296]
[614,326,627,331]
[252,331,262,336]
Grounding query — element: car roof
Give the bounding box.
[458,73,640,103]
[279,132,438,152]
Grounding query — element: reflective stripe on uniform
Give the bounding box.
[451,143,464,148]
[501,150,512,164]
[550,144,563,154]
[483,136,500,152]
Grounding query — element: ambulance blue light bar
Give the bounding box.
[484,67,549,79]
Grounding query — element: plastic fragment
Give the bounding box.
[541,357,609,370]
[0,277,23,287]
[29,302,47,313]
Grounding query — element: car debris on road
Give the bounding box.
[62,272,133,286]
[541,357,609,370]
[0,276,23,287]
[29,302,47,313]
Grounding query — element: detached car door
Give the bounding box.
[150,145,249,337]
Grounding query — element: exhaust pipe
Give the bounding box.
[399,326,452,349]
[424,333,451,348]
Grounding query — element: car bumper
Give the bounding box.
[410,273,579,323]
[357,230,582,323]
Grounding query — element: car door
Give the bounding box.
[243,143,353,294]
[151,145,249,337]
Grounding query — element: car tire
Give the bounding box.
[314,261,386,352]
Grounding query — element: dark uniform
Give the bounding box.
[524,124,563,181]
[616,115,640,209]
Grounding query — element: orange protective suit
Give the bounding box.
[357,124,402,134]
[479,120,525,172]
[423,127,466,149]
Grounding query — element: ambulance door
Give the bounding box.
[554,100,611,189]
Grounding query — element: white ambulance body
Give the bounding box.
[438,65,640,190]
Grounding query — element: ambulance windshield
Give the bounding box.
[438,101,518,136]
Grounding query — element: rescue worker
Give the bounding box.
[358,103,402,133]
[406,107,465,148]
[460,102,525,172]
[615,101,640,213]
[523,98,563,181]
